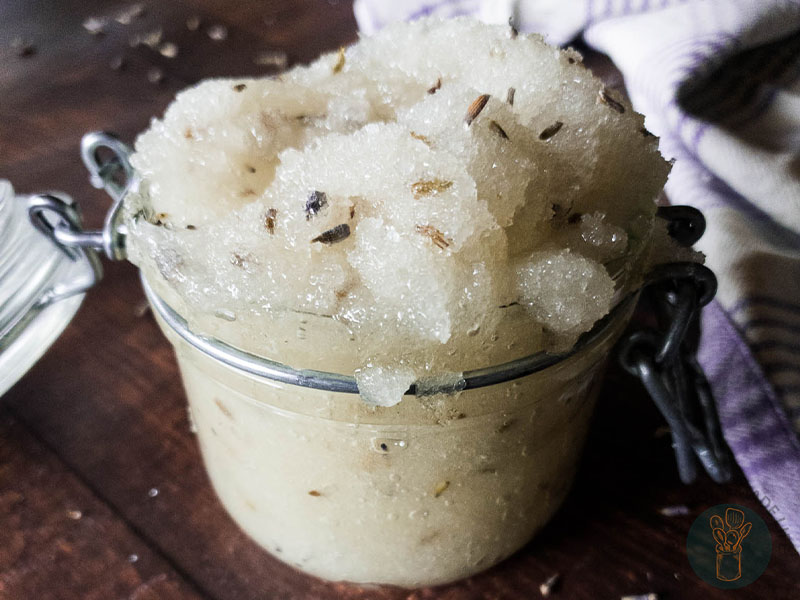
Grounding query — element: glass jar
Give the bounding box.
[0,181,97,397]
[144,270,637,587]
[14,132,722,589]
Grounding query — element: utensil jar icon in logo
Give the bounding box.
[709,508,752,581]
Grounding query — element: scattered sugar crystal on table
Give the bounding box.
[125,17,674,406]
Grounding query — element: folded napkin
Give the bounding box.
[355,0,800,553]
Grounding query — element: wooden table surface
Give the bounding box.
[1,1,797,598]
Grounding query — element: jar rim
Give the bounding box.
[142,272,638,395]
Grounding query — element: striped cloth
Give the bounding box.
[354,0,800,553]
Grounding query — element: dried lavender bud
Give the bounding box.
[538,121,563,140]
[415,225,451,249]
[465,94,490,126]
[489,120,509,139]
[508,16,518,39]
[265,208,277,234]
[427,77,441,94]
[311,223,350,245]
[433,481,450,497]
[506,86,515,106]
[411,179,452,199]
[233,83,247,92]
[332,46,345,73]
[598,88,625,113]
[410,131,432,145]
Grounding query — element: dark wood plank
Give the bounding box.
[0,407,206,600]
[2,1,798,598]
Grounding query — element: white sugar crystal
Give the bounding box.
[125,17,676,405]
[355,365,416,407]
[516,250,615,340]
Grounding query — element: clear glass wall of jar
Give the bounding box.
[147,272,637,587]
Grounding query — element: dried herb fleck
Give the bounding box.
[110,55,126,71]
[427,77,441,94]
[238,188,256,197]
[496,418,516,433]
[506,87,516,106]
[185,224,196,230]
[83,16,108,36]
[186,15,201,31]
[508,16,518,38]
[153,212,169,226]
[305,190,328,220]
[598,88,625,113]
[233,83,247,92]
[230,253,246,268]
[147,67,164,85]
[12,37,36,57]
[465,94,490,126]
[538,120,563,140]
[245,164,256,173]
[410,131,432,146]
[332,46,345,74]
[312,223,351,245]
[308,490,322,497]
[207,24,228,42]
[215,398,233,418]
[265,208,277,234]
[489,120,509,140]
[539,573,561,597]
[416,225,451,249]
[184,128,194,139]
[159,42,178,59]
[411,179,453,199]
[433,480,450,498]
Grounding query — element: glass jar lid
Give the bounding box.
[0,180,98,396]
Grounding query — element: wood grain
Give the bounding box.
[1,1,798,598]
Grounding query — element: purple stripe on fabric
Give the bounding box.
[751,340,800,355]
[736,420,799,455]
[736,397,776,423]
[704,174,781,225]
[741,446,798,474]
[699,301,800,553]
[746,319,800,336]
[730,295,800,318]
[763,361,800,377]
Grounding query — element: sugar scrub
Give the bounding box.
[125,17,676,585]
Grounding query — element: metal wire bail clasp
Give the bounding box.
[619,206,732,485]
[26,132,132,304]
